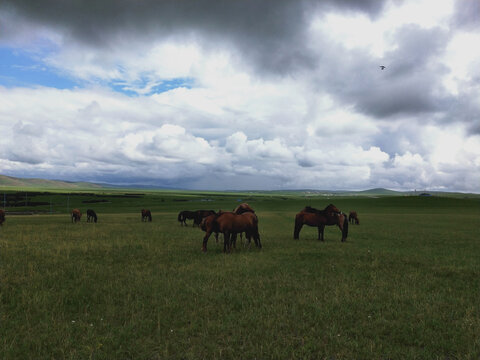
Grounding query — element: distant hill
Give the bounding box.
[354,188,403,196]
[1,175,477,197]
[0,175,104,190]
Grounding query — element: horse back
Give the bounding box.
[233,203,255,215]
[215,212,257,233]
[297,211,325,226]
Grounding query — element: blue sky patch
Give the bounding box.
[0,46,194,96]
[110,76,194,96]
[0,47,79,89]
[152,78,194,93]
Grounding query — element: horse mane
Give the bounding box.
[325,204,341,214]
[303,206,322,214]
[303,204,341,215]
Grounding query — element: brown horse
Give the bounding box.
[71,209,82,223]
[194,209,216,226]
[200,214,219,243]
[141,209,152,222]
[293,204,348,242]
[0,209,5,226]
[349,211,359,225]
[202,211,261,252]
[232,203,255,241]
[233,203,255,214]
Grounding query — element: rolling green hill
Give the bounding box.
[0,175,104,190]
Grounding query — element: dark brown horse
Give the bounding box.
[349,211,359,225]
[0,209,5,226]
[293,204,348,242]
[141,209,152,222]
[177,210,197,226]
[71,209,82,223]
[202,211,261,252]
[87,209,97,223]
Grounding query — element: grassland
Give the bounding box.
[1,190,479,359]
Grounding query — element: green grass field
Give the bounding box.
[1,190,479,359]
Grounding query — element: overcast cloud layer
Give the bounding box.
[0,0,479,191]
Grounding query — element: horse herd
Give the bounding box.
[0,204,360,253]
[71,209,98,223]
[70,208,154,223]
[178,203,359,253]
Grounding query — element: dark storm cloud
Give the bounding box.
[1,0,387,75]
[445,89,480,135]
[452,0,480,30]
[316,24,453,119]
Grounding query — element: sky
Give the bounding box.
[0,0,479,192]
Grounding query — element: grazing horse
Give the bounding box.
[200,214,219,243]
[141,209,152,222]
[194,209,216,226]
[233,203,255,214]
[0,209,5,226]
[177,210,197,226]
[202,211,262,253]
[349,211,359,225]
[71,209,82,223]
[293,204,348,242]
[232,203,255,242]
[87,209,98,223]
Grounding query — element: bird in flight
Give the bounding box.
[380,65,386,70]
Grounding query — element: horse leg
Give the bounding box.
[318,225,325,241]
[341,215,348,242]
[223,232,229,253]
[244,231,252,248]
[231,233,237,249]
[294,221,303,239]
[337,223,343,242]
[202,232,211,252]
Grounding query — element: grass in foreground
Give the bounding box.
[1,195,479,359]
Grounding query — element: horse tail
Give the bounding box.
[177,212,183,222]
[342,213,348,241]
[255,224,262,249]
[293,213,302,239]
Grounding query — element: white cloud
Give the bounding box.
[442,31,480,94]
[0,0,479,192]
